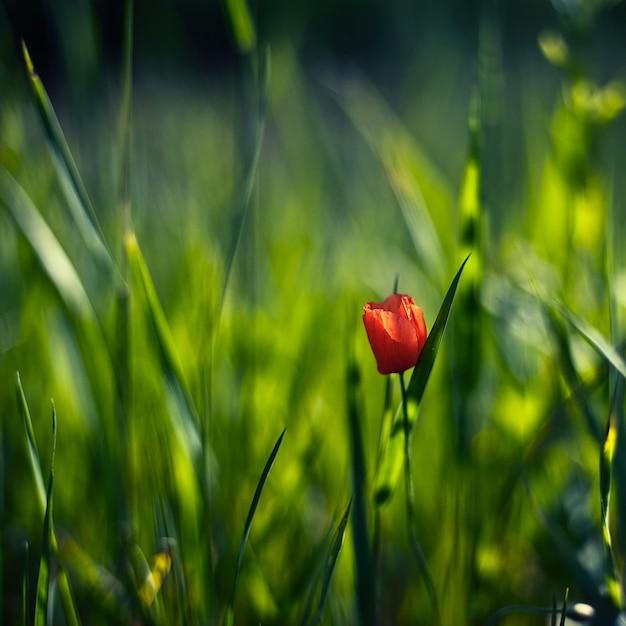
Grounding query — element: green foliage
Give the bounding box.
[1,1,626,624]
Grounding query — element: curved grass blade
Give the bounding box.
[21,41,115,272]
[125,233,201,458]
[333,78,451,284]
[0,167,99,323]
[224,0,257,52]
[600,386,622,610]
[16,373,46,511]
[373,255,470,506]
[545,307,603,443]
[315,498,352,626]
[34,404,57,626]
[554,302,626,381]
[17,386,81,626]
[226,428,286,626]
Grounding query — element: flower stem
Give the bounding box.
[398,372,441,626]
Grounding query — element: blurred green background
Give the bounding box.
[2,0,626,624]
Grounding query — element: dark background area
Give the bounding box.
[3,0,625,89]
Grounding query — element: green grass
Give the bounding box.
[2,1,626,624]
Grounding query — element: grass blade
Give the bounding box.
[555,302,626,381]
[600,385,622,610]
[0,167,99,323]
[226,428,286,626]
[125,233,201,457]
[315,498,352,626]
[333,78,451,284]
[18,386,81,626]
[20,41,114,272]
[223,0,257,52]
[34,404,57,626]
[219,45,269,312]
[16,373,46,511]
[373,255,469,506]
[346,358,373,626]
[23,542,29,626]
[119,0,134,243]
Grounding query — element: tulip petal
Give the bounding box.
[363,308,419,374]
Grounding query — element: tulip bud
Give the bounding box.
[362,294,428,375]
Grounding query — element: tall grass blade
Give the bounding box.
[334,79,451,284]
[220,46,269,311]
[314,498,352,626]
[226,428,286,626]
[119,0,134,243]
[346,358,373,626]
[224,0,257,52]
[23,542,29,626]
[600,387,622,609]
[545,308,603,442]
[453,94,484,454]
[373,255,469,505]
[0,167,99,323]
[16,373,46,510]
[20,41,114,272]
[17,385,81,626]
[34,404,57,626]
[125,233,201,457]
[555,303,626,381]
[558,588,569,626]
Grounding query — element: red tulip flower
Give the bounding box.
[363,294,428,375]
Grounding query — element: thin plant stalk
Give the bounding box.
[398,372,441,626]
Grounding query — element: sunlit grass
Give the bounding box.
[2,1,626,624]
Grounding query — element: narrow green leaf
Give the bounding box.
[333,79,452,284]
[0,167,99,323]
[226,428,286,626]
[17,387,81,626]
[220,46,269,312]
[559,588,569,626]
[118,0,134,242]
[600,388,622,610]
[23,542,29,626]
[125,233,201,457]
[545,308,603,443]
[34,404,56,626]
[373,255,469,506]
[20,41,114,272]
[346,358,373,626]
[16,373,47,512]
[315,498,352,626]
[223,0,257,52]
[555,303,626,382]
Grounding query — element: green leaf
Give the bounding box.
[346,358,373,626]
[20,41,114,272]
[219,46,269,312]
[125,233,201,458]
[314,498,352,625]
[223,0,257,52]
[373,255,470,506]
[555,303,626,382]
[600,385,622,610]
[226,428,286,626]
[0,168,99,323]
[34,405,57,626]
[16,373,46,513]
[333,78,452,284]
